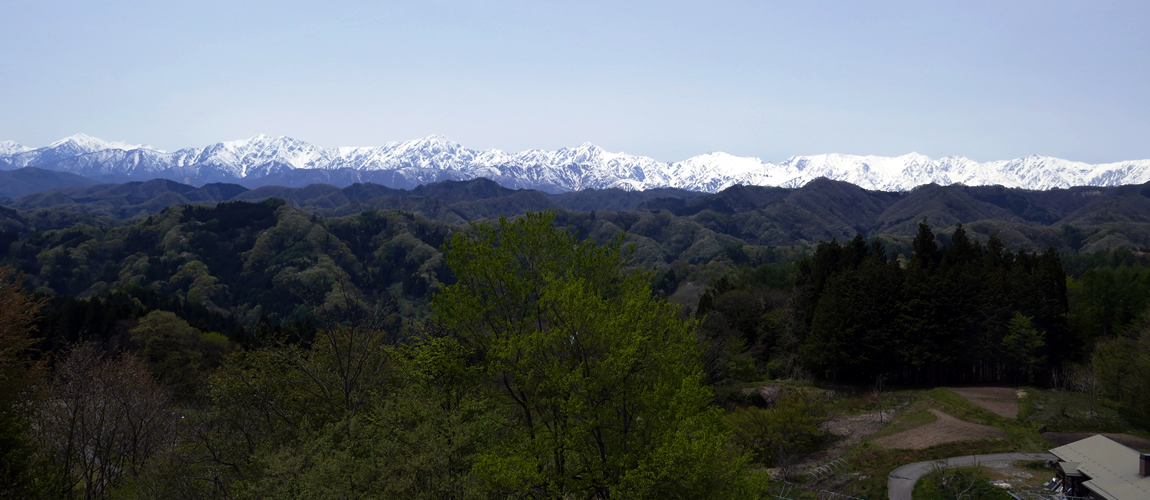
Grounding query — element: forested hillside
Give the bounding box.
[6,176,1150,252]
[0,213,770,499]
[3,200,455,325]
[2,179,1150,497]
[700,224,1071,386]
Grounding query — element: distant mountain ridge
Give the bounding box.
[0,167,101,201]
[2,176,707,223]
[6,174,1150,255]
[3,134,1150,193]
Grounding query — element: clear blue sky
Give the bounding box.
[2,0,1147,163]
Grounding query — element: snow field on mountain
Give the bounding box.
[3,134,1150,193]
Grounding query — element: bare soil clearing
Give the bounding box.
[873,409,1005,450]
[822,409,896,448]
[784,409,897,480]
[948,387,1020,418]
[1042,432,1150,451]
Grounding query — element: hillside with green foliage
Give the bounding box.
[3,200,455,325]
[1,189,1150,497]
[3,177,1150,359]
[6,176,1150,255]
[0,213,771,499]
[3,176,1150,497]
[2,176,1149,351]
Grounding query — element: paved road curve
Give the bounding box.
[887,452,1056,500]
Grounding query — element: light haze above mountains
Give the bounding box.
[3,134,1149,194]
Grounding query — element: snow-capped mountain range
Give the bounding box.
[2,134,1149,193]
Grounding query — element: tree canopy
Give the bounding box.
[433,211,760,498]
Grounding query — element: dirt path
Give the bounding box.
[948,387,1020,418]
[873,409,1005,450]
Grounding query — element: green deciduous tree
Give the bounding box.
[189,300,399,497]
[130,310,233,402]
[1068,265,1150,342]
[1002,312,1046,383]
[724,390,829,479]
[434,211,760,499]
[186,292,496,499]
[251,336,497,500]
[1089,310,1150,425]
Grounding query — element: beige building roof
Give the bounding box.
[1050,434,1150,500]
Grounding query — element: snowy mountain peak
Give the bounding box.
[410,135,461,149]
[3,134,1150,193]
[221,134,274,148]
[0,141,30,156]
[49,133,147,152]
[899,152,932,162]
[48,133,103,149]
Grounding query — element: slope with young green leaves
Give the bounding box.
[1,200,457,326]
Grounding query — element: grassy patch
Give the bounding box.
[922,388,1002,425]
[741,386,1136,498]
[838,388,1052,498]
[826,391,875,415]
[925,388,1049,452]
[846,439,1011,499]
[869,408,937,440]
[1022,388,1147,435]
[1018,387,1039,422]
[1018,459,1053,471]
[827,388,915,418]
[912,465,1012,500]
